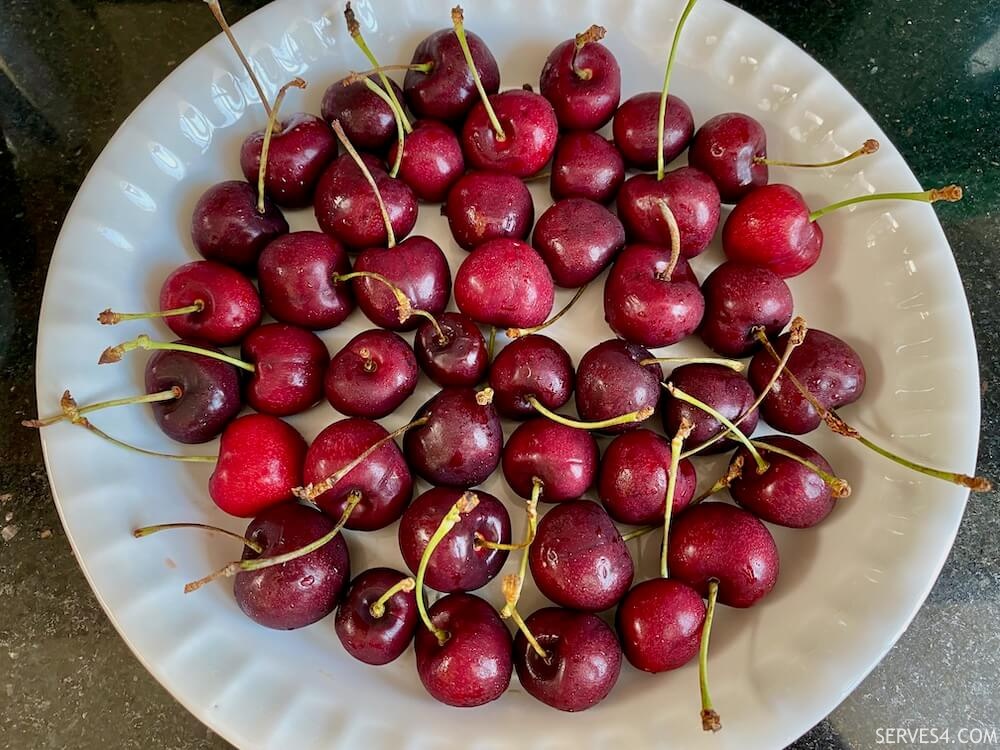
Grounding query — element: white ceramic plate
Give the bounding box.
[36,0,980,748]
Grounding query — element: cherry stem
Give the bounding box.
[665,383,769,473]
[415,492,480,645]
[656,0,699,181]
[185,491,360,593]
[293,416,430,501]
[699,579,722,733]
[343,2,412,134]
[751,440,851,497]
[808,184,963,222]
[369,576,415,619]
[691,454,745,505]
[755,139,879,169]
[330,120,396,248]
[478,480,540,553]
[257,77,307,212]
[660,417,693,579]
[526,395,653,431]
[451,6,505,140]
[98,301,204,326]
[506,284,588,339]
[23,387,181,428]
[358,76,406,177]
[487,326,497,360]
[133,522,263,553]
[620,524,656,542]
[655,201,682,279]
[333,270,445,342]
[98,334,255,372]
[474,534,530,552]
[204,0,272,118]
[501,477,542,618]
[522,171,551,183]
[640,356,744,372]
[506,595,548,659]
[755,332,992,492]
[343,63,433,83]
[571,24,606,80]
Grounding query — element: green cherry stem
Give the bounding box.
[133,522,263,553]
[357,76,406,177]
[699,579,722,733]
[690,454,745,505]
[257,77,307,213]
[808,184,963,223]
[640,356,744,372]
[451,5,505,140]
[98,301,204,326]
[487,326,497,360]
[332,270,446,342]
[500,477,542,618]
[99,334,255,372]
[755,138,879,168]
[503,578,548,659]
[506,283,589,339]
[344,62,433,81]
[527,396,653,431]
[620,524,657,542]
[330,119,396,248]
[655,200,682,279]
[751,440,851,497]
[660,417,693,579]
[343,2,412,133]
[656,0,700,181]
[204,0,272,118]
[570,24,606,80]
[369,577,415,618]
[23,387,181,428]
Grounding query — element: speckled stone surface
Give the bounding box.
[0,1,996,749]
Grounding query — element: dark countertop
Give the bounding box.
[1,1,996,748]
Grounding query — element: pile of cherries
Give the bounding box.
[31,0,989,730]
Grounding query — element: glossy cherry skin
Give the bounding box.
[550,131,625,205]
[403,387,503,488]
[514,607,622,712]
[234,502,349,630]
[413,312,488,387]
[157,261,261,345]
[191,180,288,271]
[574,339,661,434]
[398,487,510,593]
[404,28,500,122]
[612,93,694,170]
[414,593,512,708]
[662,363,759,454]
[314,154,418,251]
[488,334,574,419]
[748,329,867,434]
[532,198,625,288]
[617,168,721,258]
[539,37,621,130]
[324,329,418,419]
[722,183,823,278]
[461,90,559,178]
[321,75,405,152]
[303,418,413,531]
[444,171,534,251]
[688,112,768,203]
[730,436,838,528]
[144,342,241,444]
[530,501,634,611]
[598,429,697,525]
[208,414,307,518]
[603,243,704,348]
[616,578,705,672]
[388,119,465,202]
[257,231,354,330]
[240,112,338,207]
[454,239,555,328]
[502,419,598,503]
[242,323,328,417]
[352,235,451,331]
[668,502,779,608]
[334,567,418,665]
[699,261,793,357]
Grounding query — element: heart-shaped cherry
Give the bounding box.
[662,363,759,453]
[335,568,417,665]
[443,170,534,251]
[388,119,465,202]
[241,323,328,416]
[539,25,621,131]
[574,339,661,434]
[455,239,555,328]
[699,261,793,357]
[550,131,625,205]
[325,329,418,419]
[461,88,559,178]
[616,578,705,672]
[502,418,598,503]
[413,312,488,387]
[191,181,288,271]
[488,334,574,419]
[532,198,625,288]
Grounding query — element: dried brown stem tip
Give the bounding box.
[701,709,722,733]
[98,345,125,364]
[930,185,963,202]
[343,1,360,36]
[97,309,120,325]
[451,5,464,25]
[861,139,880,154]
[575,24,606,47]
[475,387,495,406]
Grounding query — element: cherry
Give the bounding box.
[488,334,574,419]
[257,231,354,330]
[403,387,502,488]
[241,323,328,416]
[502,418,598,503]
[513,607,622,712]
[613,93,692,171]
[208,414,307,518]
[443,171,533,251]
[413,312,488,387]
[191,181,288,271]
[748,328,866,434]
[334,568,417,665]
[325,329,418,419]
[454,239,555,328]
[699,261,793,357]
[399,486,510,593]
[532,198,625,288]
[550,131,625,205]
[574,339,661,434]
[414,592,512,707]
[321,75,405,152]
[688,112,768,203]
[461,88,559,178]
[616,578,705,672]
[598,429,697,525]
[388,119,465,202]
[662,363,758,453]
[233,502,350,630]
[539,25,621,131]
[303,418,413,531]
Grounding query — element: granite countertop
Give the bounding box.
[0,1,996,748]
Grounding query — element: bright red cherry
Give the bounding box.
[335,567,418,666]
[325,329,418,419]
[539,25,621,131]
[616,579,705,672]
[488,334,574,420]
[699,261,793,358]
[532,198,625,288]
[454,239,555,328]
[153,260,260,346]
[403,28,500,123]
[388,119,465,202]
[688,112,768,203]
[241,323,328,417]
[461,89,559,178]
[502,419,598,503]
[443,171,533,251]
[413,312,488,387]
[550,131,625,205]
[574,339,661,434]
[191,181,287,271]
[613,93,693,170]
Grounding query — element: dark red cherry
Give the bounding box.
[502,419,598,503]
[156,261,261,345]
[616,578,705,672]
[321,75,405,152]
[539,30,621,131]
[454,239,555,328]
[388,119,465,202]
[550,131,625,205]
[662,363,758,453]
[612,93,693,170]
[325,329,418,419]
[413,312,488,387]
[748,329,866,434]
[574,339,661,434]
[488,334,574,419]
[242,323,327,417]
[699,261,793,357]
[443,170,534,251]
[461,90,559,178]
[532,198,625,288]
[334,567,418,665]
[404,28,500,122]
[234,502,349,630]
[688,112,768,203]
[191,180,288,271]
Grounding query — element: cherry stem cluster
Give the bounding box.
[257,77,307,212]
